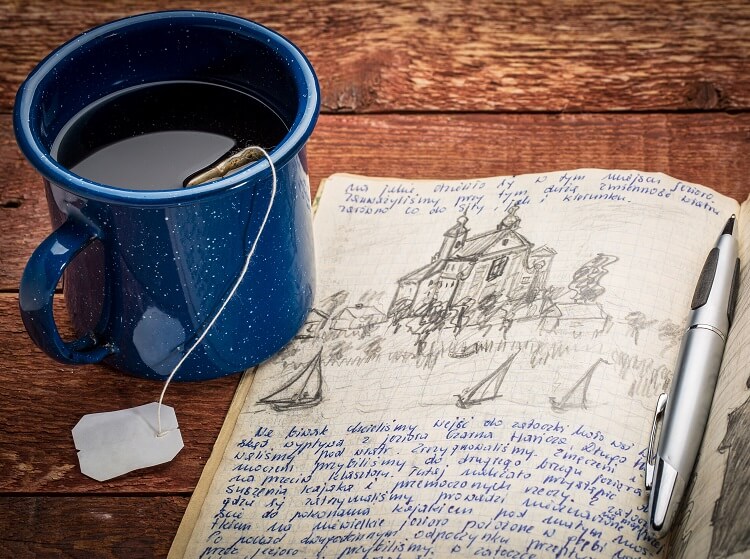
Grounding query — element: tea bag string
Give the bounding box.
[156,146,277,436]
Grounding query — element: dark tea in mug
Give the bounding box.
[15,11,320,380]
[52,81,289,190]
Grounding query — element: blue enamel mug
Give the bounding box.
[14,11,319,380]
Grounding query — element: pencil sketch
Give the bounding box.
[669,499,694,559]
[625,311,657,345]
[455,350,521,408]
[448,337,494,359]
[267,205,681,415]
[259,350,323,411]
[658,319,684,356]
[331,303,387,332]
[710,391,750,558]
[539,254,618,338]
[296,290,348,339]
[388,207,556,338]
[568,253,619,304]
[667,464,700,559]
[296,308,329,339]
[550,358,610,411]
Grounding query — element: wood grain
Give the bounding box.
[0,292,240,493]
[1,1,749,556]
[3,112,750,290]
[1,0,749,113]
[0,496,186,559]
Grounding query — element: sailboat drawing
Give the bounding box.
[259,350,323,411]
[549,358,609,411]
[455,350,521,408]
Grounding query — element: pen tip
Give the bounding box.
[723,215,736,236]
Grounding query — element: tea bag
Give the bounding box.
[72,403,183,482]
[184,145,263,187]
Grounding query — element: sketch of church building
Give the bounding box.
[389,206,556,324]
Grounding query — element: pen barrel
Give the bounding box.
[658,327,725,475]
[688,233,739,335]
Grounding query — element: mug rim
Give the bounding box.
[13,10,320,207]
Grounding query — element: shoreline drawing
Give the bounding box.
[455,350,521,408]
[259,350,324,412]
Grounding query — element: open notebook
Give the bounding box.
[170,170,750,558]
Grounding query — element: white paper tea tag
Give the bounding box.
[72,402,184,482]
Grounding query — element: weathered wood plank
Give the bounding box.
[0,2,747,556]
[1,0,749,113]
[0,496,187,559]
[0,292,241,493]
[3,112,750,290]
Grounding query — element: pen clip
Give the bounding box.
[646,392,668,489]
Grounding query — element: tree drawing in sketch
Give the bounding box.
[402,299,451,355]
[658,319,683,356]
[550,358,610,411]
[259,350,324,411]
[624,311,657,345]
[387,206,556,340]
[540,254,618,337]
[568,253,618,303]
[710,391,750,558]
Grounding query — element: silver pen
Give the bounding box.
[646,214,740,532]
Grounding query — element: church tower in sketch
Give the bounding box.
[389,206,555,322]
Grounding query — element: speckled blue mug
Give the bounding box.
[14,11,319,380]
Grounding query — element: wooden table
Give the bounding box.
[1,1,748,557]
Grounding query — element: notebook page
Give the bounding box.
[669,197,750,559]
[179,170,738,559]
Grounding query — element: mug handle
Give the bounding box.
[19,217,113,364]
